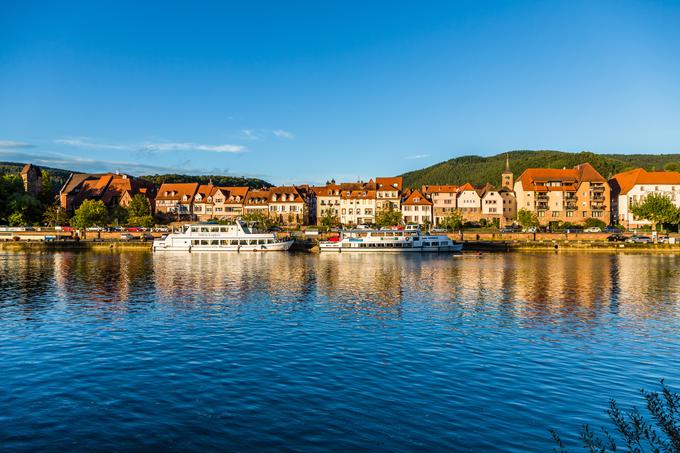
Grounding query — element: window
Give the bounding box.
[552,211,560,217]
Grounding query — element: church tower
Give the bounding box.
[501,154,513,189]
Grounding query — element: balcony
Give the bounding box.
[536,202,549,211]
[565,202,577,210]
[591,203,607,211]
[591,194,606,202]
[537,193,549,202]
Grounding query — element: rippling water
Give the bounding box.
[1,251,679,451]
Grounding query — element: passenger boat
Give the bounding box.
[152,221,294,252]
[319,225,463,253]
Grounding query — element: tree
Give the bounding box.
[550,380,680,452]
[39,170,55,204]
[8,192,43,225]
[8,211,26,227]
[126,194,154,227]
[630,193,679,232]
[664,162,680,172]
[375,206,403,227]
[583,218,607,229]
[71,200,108,230]
[43,204,70,227]
[440,210,464,231]
[319,209,340,228]
[517,209,539,228]
[242,211,279,229]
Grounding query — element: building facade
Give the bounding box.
[60,172,156,214]
[514,163,610,225]
[20,163,42,197]
[155,183,199,219]
[421,185,458,226]
[401,189,433,225]
[609,168,680,229]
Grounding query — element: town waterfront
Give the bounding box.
[1,251,679,451]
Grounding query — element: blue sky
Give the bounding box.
[1,1,680,184]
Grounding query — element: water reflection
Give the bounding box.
[1,250,680,451]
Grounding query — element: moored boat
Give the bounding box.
[319,225,462,253]
[152,220,294,252]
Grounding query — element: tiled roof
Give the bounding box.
[376,177,403,191]
[402,189,433,206]
[156,183,199,201]
[341,189,376,200]
[609,168,680,195]
[421,185,458,194]
[458,182,476,192]
[269,186,302,202]
[517,163,605,191]
[245,189,270,205]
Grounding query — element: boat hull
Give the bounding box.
[319,243,463,253]
[153,239,294,252]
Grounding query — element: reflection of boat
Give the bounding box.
[319,225,463,253]
[152,221,294,252]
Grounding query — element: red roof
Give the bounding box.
[517,163,605,191]
[610,168,680,195]
[402,189,433,206]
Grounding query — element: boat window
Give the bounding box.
[220,240,228,246]
[239,240,248,245]
[191,240,198,245]
[220,227,228,233]
[210,240,219,246]
[230,240,239,246]
[200,227,209,233]
[200,240,208,245]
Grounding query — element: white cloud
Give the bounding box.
[55,138,131,150]
[141,142,245,153]
[241,129,259,140]
[405,154,431,160]
[273,129,295,139]
[0,140,34,149]
[55,137,246,153]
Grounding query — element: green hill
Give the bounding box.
[400,150,680,189]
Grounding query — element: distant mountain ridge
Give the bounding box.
[400,150,680,189]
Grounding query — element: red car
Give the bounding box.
[127,227,143,232]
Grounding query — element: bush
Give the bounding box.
[584,218,607,229]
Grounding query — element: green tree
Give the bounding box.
[39,169,55,204]
[8,211,26,227]
[319,209,340,228]
[440,210,464,231]
[630,193,679,232]
[71,200,108,230]
[583,218,607,229]
[126,194,154,227]
[517,208,539,228]
[8,192,43,225]
[664,162,680,172]
[43,204,70,227]
[375,206,403,227]
[242,211,279,228]
[0,174,27,223]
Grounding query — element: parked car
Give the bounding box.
[584,227,602,233]
[153,227,170,233]
[604,226,622,233]
[657,235,670,244]
[86,226,105,231]
[607,234,628,242]
[500,227,520,233]
[627,235,652,243]
[565,227,584,234]
[120,233,135,241]
[430,228,448,233]
[127,227,143,232]
[140,233,154,241]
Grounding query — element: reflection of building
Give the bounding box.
[609,168,680,228]
[514,163,610,225]
[20,163,42,196]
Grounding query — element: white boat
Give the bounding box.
[152,221,294,252]
[319,225,463,253]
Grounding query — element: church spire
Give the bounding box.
[504,153,510,172]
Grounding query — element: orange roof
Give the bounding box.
[245,189,270,205]
[517,163,605,191]
[422,185,458,194]
[610,168,680,195]
[269,186,302,202]
[402,189,432,206]
[458,182,475,192]
[310,184,341,196]
[376,177,403,191]
[157,183,199,201]
[341,189,376,200]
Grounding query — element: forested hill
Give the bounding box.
[400,151,680,189]
[138,174,272,189]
